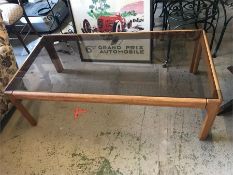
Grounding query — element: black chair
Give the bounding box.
[1,0,40,54]
[154,0,221,67]
[213,0,233,57]
[153,0,168,29]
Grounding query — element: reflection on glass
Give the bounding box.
[6,31,216,99]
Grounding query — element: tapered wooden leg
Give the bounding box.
[9,96,37,126]
[44,42,64,73]
[190,39,202,74]
[199,100,220,140]
[211,90,218,99]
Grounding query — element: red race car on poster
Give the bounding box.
[82,14,126,33]
[97,14,126,32]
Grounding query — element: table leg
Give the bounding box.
[199,100,220,140]
[162,38,171,68]
[44,43,64,73]
[190,39,202,74]
[9,96,37,126]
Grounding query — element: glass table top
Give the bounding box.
[6,30,218,99]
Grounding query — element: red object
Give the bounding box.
[97,15,126,32]
[74,107,87,119]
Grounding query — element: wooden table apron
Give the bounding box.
[4,30,222,141]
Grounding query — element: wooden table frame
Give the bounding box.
[4,30,222,140]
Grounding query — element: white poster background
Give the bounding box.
[69,0,151,61]
[79,38,151,61]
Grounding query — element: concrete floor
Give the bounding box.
[1,6,233,175]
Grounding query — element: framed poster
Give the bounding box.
[78,33,151,62]
[69,0,152,62]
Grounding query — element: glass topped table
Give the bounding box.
[4,30,222,140]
